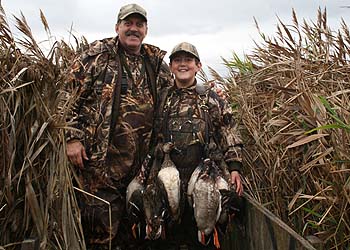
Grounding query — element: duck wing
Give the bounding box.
[187,165,202,207]
[125,175,145,239]
[215,175,230,225]
[126,177,144,216]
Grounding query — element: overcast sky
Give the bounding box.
[2,0,350,75]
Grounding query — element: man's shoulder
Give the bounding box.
[142,43,166,59]
[83,37,117,57]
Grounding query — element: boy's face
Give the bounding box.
[170,52,202,86]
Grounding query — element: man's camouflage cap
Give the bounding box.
[117,3,147,21]
[169,42,200,61]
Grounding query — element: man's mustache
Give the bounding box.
[126,31,141,38]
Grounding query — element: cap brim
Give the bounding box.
[119,12,147,21]
[169,51,200,61]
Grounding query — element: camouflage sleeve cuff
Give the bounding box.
[65,128,84,143]
[227,161,243,174]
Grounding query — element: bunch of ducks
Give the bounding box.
[126,142,237,248]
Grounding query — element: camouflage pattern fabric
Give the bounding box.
[155,82,243,183]
[65,36,171,247]
[152,82,243,250]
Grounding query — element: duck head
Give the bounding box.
[162,142,174,154]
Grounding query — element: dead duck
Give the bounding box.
[143,175,169,240]
[218,185,244,229]
[214,165,243,228]
[157,142,181,222]
[187,158,223,248]
[142,143,170,240]
[142,142,182,240]
[126,155,152,239]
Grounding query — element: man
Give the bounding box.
[65,3,171,249]
[149,42,244,250]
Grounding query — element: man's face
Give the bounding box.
[170,52,201,86]
[116,14,148,54]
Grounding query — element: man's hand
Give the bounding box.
[230,171,243,196]
[66,140,88,169]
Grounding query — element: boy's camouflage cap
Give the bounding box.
[169,42,200,61]
[118,3,147,21]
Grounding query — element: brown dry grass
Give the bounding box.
[0,5,85,250]
[222,8,350,250]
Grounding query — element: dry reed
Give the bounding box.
[0,5,85,250]
[223,8,350,250]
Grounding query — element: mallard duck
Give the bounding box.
[218,186,244,227]
[157,142,181,222]
[143,176,169,240]
[142,143,170,240]
[187,158,223,248]
[126,155,152,239]
[143,142,183,240]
